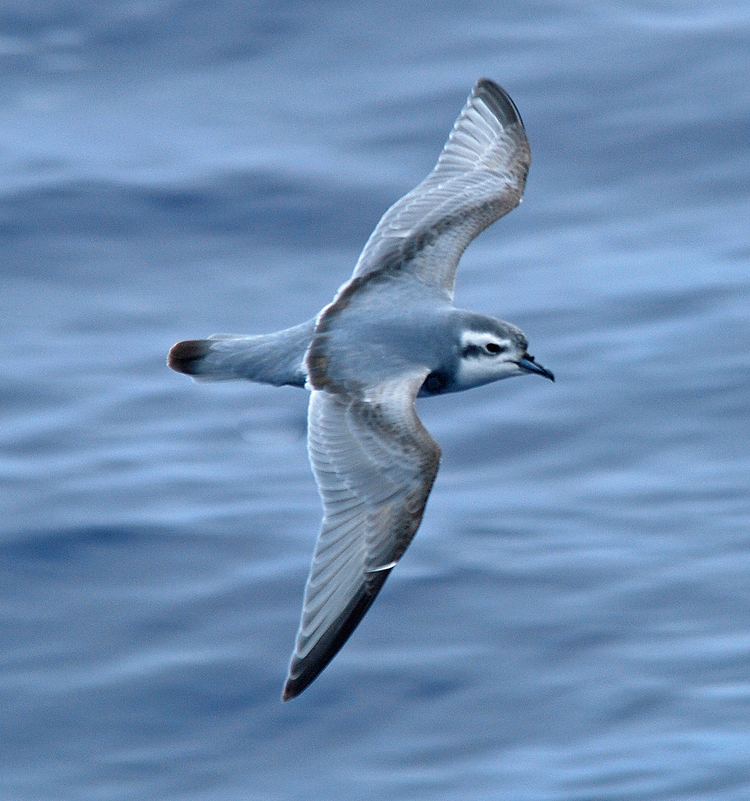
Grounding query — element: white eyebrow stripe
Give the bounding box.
[460,331,511,348]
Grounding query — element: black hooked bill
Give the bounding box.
[517,354,555,382]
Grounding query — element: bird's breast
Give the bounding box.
[419,370,452,396]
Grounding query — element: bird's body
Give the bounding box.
[168,79,554,700]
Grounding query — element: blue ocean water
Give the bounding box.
[2,2,750,799]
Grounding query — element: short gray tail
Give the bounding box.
[167,319,315,388]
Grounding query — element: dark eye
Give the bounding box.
[485,342,505,354]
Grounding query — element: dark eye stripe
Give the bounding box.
[461,344,484,358]
[462,341,509,358]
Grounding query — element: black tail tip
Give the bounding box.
[168,339,210,375]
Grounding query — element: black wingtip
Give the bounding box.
[473,77,525,129]
[280,569,393,701]
[167,339,210,375]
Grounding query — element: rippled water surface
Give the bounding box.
[3,2,750,799]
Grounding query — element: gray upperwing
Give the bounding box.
[283,373,440,700]
[351,79,530,299]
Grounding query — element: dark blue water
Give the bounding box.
[3,2,750,799]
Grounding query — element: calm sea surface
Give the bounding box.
[3,2,750,799]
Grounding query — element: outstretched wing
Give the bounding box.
[352,78,530,298]
[283,374,440,700]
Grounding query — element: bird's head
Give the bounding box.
[453,315,554,390]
